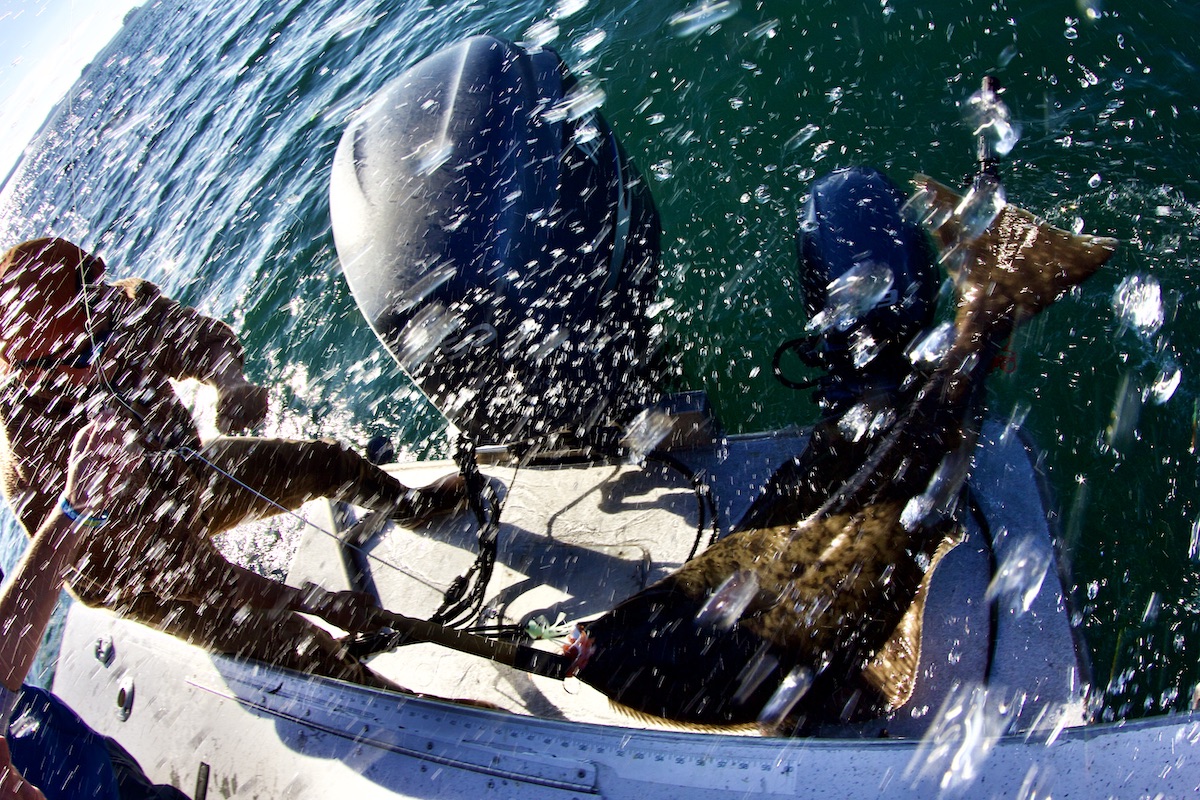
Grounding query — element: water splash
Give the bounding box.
[667,0,741,38]
[620,407,676,460]
[837,402,896,444]
[954,174,1007,242]
[398,302,463,371]
[522,19,560,48]
[552,0,589,20]
[849,327,882,369]
[1112,275,1164,337]
[806,261,895,334]
[985,532,1050,616]
[574,28,607,54]
[961,85,1021,157]
[906,682,1024,794]
[695,570,760,629]
[544,77,606,123]
[1105,372,1140,451]
[757,666,814,727]
[907,321,956,367]
[1146,365,1181,405]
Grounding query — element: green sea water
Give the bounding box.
[2,0,1199,724]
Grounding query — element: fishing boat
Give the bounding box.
[50,37,1200,798]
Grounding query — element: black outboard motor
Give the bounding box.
[782,167,937,411]
[330,36,661,448]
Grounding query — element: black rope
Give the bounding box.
[645,451,721,561]
[430,434,503,628]
[771,335,822,391]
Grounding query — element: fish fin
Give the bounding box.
[861,530,963,709]
[912,174,1118,323]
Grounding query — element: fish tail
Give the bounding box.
[912,174,1118,325]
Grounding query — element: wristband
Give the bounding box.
[59,494,110,528]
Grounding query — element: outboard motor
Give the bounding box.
[779,167,937,411]
[330,36,661,448]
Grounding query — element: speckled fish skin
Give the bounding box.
[576,175,1118,728]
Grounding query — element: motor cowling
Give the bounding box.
[794,167,938,409]
[330,36,661,447]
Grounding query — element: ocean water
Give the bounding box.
[1,0,1198,725]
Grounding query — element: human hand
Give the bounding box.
[215,380,269,434]
[64,409,148,517]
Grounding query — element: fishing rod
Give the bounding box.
[298,581,575,681]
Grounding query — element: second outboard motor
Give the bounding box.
[782,167,937,410]
[330,36,661,448]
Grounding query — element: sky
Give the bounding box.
[0,0,146,182]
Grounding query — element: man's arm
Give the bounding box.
[0,412,139,800]
[114,279,269,433]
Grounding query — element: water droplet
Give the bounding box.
[1141,592,1161,625]
[399,302,463,370]
[1105,372,1141,451]
[523,19,560,48]
[667,0,741,38]
[986,534,1050,616]
[544,77,606,123]
[907,321,955,367]
[1147,366,1180,405]
[999,402,1031,445]
[849,327,882,369]
[414,141,454,175]
[650,159,673,181]
[747,19,779,40]
[836,402,896,444]
[962,86,1021,156]
[574,28,607,54]
[806,261,895,333]
[785,123,820,150]
[1188,516,1200,561]
[1088,173,1102,188]
[621,408,675,459]
[905,683,1023,792]
[757,666,814,726]
[1064,26,1079,40]
[1112,275,1164,337]
[998,44,1018,67]
[696,571,760,629]
[954,175,1007,241]
[1080,0,1103,21]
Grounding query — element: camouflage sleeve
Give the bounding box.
[110,278,248,386]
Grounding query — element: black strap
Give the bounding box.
[430,434,503,627]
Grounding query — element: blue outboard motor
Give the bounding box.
[781,167,937,410]
[331,36,661,447]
